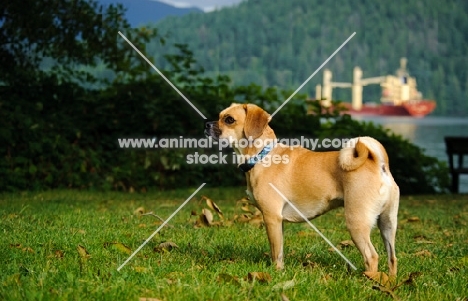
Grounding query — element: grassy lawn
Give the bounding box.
[1,187,467,300]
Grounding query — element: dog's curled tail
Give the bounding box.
[339,138,370,171]
[339,137,389,171]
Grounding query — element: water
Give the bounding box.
[353,116,468,193]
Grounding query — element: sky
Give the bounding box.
[154,0,244,12]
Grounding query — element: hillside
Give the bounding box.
[98,0,203,26]
[147,0,468,116]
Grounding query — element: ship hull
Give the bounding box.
[343,100,436,117]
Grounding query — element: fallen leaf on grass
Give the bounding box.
[248,215,264,227]
[297,231,314,237]
[54,250,64,259]
[415,240,435,244]
[364,271,394,288]
[71,228,86,235]
[414,250,432,257]
[281,293,291,301]
[134,266,148,273]
[217,273,241,286]
[22,247,34,253]
[272,279,295,291]
[141,212,173,227]
[407,216,420,222]
[203,208,213,224]
[449,266,460,272]
[210,221,225,227]
[372,285,399,300]
[237,197,250,204]
[247,272,271,283]
[77,245,90,259]
[241,203,253,213]
[203,196,224,219]
[459,256,468,265]
[134,207,145,215]
[223,220,233,227]
[302,260,319,270]
[392,272,421,290]
[104,242,132,255]
[369,271,422,300]
[234,214,251,223]
[237,197,259,214]
[253,208,262,216]
[413,235,435,244]
[165,271,183,284]
[338,240,355,249]
[7,273,21,285]
[154,241,179,253]
[321,273,333,284]
[195,208,213,227]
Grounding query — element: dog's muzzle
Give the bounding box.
[204,121,221,140]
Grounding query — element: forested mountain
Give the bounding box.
[146,0,468,116]
[97,0,203,26]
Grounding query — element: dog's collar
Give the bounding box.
[238,143,275,172]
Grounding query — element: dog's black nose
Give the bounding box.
[205,121,215,129]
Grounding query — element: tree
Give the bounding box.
[0,1,130,85]
[0,0,160,191]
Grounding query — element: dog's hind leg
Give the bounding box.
[346,217,379,273]
[344,196,380,273]
[378,187,399,276]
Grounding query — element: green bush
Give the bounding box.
[0,71,450,194]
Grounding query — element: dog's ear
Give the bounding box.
[243,104,271,139]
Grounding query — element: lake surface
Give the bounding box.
[353,116,468,193]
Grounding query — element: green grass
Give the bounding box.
[1,187,467,300]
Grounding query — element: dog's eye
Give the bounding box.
[224,116,235,125]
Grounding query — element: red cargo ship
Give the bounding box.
[342,99,436,118]
[316,58,437,118]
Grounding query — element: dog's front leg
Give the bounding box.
[263,214,284,269]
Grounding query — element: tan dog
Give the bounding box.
[205,103,400,276]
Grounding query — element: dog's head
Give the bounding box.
[204,103,271,143]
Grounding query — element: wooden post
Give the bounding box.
[315,84,322,100]
[352,67,363,110]
[323,69,332,103]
